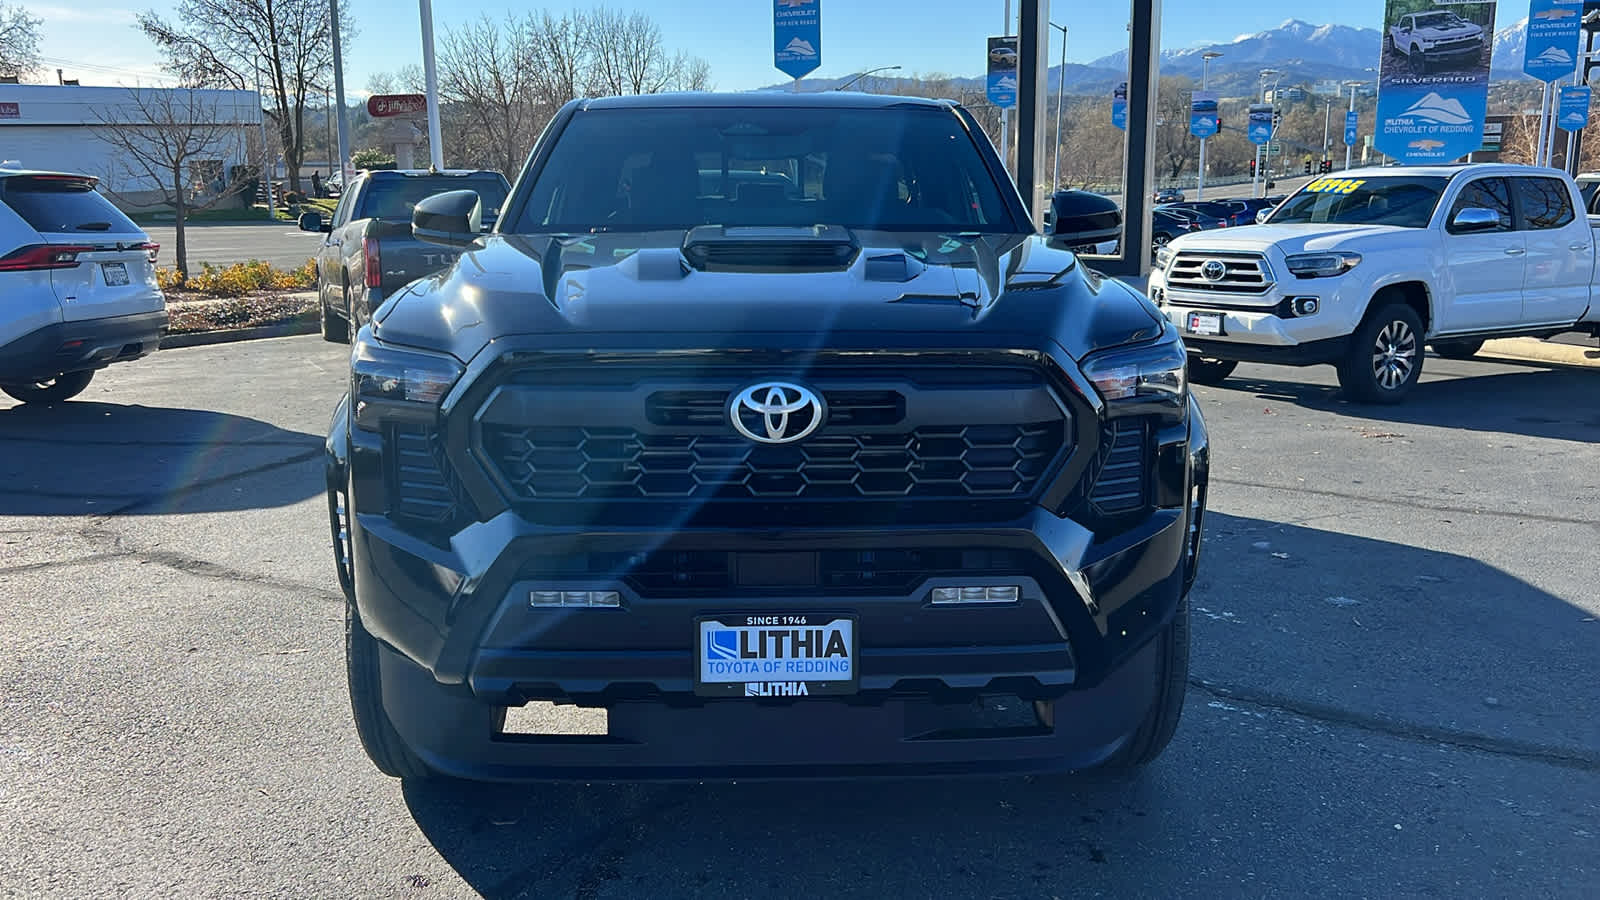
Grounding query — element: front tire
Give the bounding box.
[1337,301,1424,404]
[346,597,437,780]
[1101,593,1190,770]
[1,370,94,404]
[1187,356,1237,386]
[1432,338,1484,360]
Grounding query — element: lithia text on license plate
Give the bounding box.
[695,614,857,697]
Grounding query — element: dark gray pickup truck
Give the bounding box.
[299,168,510,343]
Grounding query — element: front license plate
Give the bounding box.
[695,614,858,697]
[1186,311,1223,336]
[102,262,129,286]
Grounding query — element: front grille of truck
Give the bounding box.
[472,364,1076,525]
[1164,251,1274,295]
[483,423,1064,501]
[1432,39,1480,53]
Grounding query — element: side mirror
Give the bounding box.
[1256,207,1274,225]
[298,211,327,233]
[413,189,483,248]
[1044,189,1122,248]
[1450,207,1502,233]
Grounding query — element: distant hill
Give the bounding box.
[760,17,1541,98]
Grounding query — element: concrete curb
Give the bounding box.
[1477,337,1600,370]
[160,314,319,349]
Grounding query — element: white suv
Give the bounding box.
[0,168,168,404]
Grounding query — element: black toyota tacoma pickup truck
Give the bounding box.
[325,92,1210,782]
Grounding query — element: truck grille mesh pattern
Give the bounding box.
[482,423,1065,501]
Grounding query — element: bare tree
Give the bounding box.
[437,14,546,176]
[0,2,41,80]
[581,7,710,96]
[527,10,589,104]
[93,87,254,281]
[137,0,357,195]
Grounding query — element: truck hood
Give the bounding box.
[1165,223,1425,256]
[371,230,1167,365]
[1413,23,1481,40]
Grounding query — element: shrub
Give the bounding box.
[156,258,317,297]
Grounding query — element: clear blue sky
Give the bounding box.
[33,1,1528,93]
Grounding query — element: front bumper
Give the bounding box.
[0,310,168,383]
[1148,266,1359,365]
[326,388,1210,780]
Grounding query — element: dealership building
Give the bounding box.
[0,84,262,211]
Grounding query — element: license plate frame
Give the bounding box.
[694,614,859,698]
[101,262,129,286]
[1186,311,1224,336]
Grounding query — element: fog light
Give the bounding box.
[1293,297,1320,316]
[530,590,621,608]
[931,585,1021,604]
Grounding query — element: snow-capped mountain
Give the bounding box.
[1492,17,1529,75]
[1089,19,1383,78]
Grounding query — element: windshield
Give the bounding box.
[512,106,1019,234]
[1265,175,1448,228]
[360,175,508,222]
[1413,12,1464,28]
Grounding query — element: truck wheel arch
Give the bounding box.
[1364,281,1432,336]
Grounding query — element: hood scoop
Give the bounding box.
[682,224,859,272]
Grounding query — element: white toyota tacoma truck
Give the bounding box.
[1147,163,1600,403]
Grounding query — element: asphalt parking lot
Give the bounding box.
[2,335,1597,898]
[141,223,325,271]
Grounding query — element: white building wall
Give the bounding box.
[0,85,262,207]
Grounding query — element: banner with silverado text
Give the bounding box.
[1375,0,1498,164]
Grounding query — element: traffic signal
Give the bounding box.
[1304,161,1312,175]
[1321,159,1333,173]
[1250,158,1257,176]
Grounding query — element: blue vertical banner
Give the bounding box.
[1248,104,1274,144]
[1559,84,1591,130]
[1376,0,1498,164]
[1344,110,1360,146]
[774,0,821,81]
[1111,82,1127,130]
[1190,91,1219,139]
[1524,0,1583,82]
[986,36,1019,109]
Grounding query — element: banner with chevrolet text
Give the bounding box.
[1375,0,1497,164]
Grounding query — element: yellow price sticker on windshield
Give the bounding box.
[1305,178,1366,195]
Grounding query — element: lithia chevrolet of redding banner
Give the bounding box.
[1375,0,1499,164]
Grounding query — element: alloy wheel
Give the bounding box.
[1370,319,1417,391]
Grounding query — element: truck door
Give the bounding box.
[1437,176,1525,333]
[1510,174,1591,327]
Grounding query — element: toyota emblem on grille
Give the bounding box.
[729,382,825,444]
[1200,259,1228,281]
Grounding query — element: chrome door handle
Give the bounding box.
[1571,243,1589,251]
[1504,247,1526,255]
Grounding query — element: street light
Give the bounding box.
[1049,22,1068,193]
[1197,50,1222,200]
[1255,68,1281,197]
[833,65,901,92]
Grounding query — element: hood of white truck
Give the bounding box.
[1165,223,1424,257]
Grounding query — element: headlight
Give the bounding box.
[350,335,464,431]
[1154,245,1175,270]
[1284,251,1362,278]
[1081,339,1187,409]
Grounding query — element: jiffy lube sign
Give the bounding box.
[1375,0,1498,164]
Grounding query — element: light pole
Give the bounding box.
[1255,69,1280,197]
[330,0,352,184]
[1197,50,1222,200]
[1344,79,1363,171]
[419,0,445,170]
[833,65,901,92]
[1050,22,1068,192]
[1322,97,1332,167]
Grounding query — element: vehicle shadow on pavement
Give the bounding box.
[1215,365,1600,441]
[396,510,1597,897]
[0,401,325,516]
